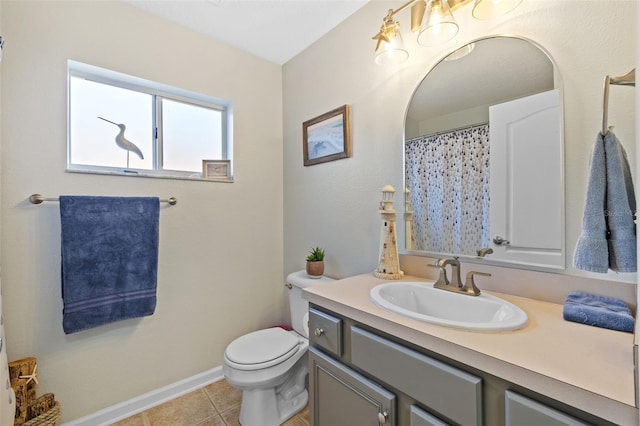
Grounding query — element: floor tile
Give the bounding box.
[282,414,307,426]
[110,379,308,426]
[110,412,148,426]
[219,403,241,426]
[145,389,217,426]
[203,379,242,413]
[194,415,226,426]
[297,404,310,423]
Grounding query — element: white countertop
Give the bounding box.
[303,273,638,426]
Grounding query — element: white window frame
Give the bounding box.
[67,60,233,181]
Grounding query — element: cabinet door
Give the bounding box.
[309,347,396,426]
[505,391,591,426]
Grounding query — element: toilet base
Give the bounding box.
[237,357,308,426]
[239,387,308,426]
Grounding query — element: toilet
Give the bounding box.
[223,270,334,426]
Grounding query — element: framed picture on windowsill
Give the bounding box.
[303,105,351,166]
[202,160,231,180]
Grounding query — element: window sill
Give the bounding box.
[66,167,233,183]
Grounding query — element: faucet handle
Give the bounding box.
[427,263,449,287]
[462,271,491,296]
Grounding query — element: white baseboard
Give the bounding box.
[63,366,224,426]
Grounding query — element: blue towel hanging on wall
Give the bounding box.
[573,133,609,272]
[603,132,636,272]
[574,131,636,273]
[60,196,159,334]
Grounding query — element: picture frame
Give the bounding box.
[303,105,351,166]
[202,160,231,180]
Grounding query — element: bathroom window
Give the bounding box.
[67,60,233,181]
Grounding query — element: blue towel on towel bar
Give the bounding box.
[60,196,159,334]
[573,131,636,273]
[562,291,634,333]
[573,133,609,272]
[603,132,637,272]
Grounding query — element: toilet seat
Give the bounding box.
[224,328,301,371]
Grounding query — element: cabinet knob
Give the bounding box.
[314,328,324,337]
[378,411,388,424]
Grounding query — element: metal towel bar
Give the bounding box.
[29,194,177,205]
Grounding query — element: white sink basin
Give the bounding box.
[370,282,528,332]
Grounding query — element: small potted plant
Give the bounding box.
[306,246,325,279]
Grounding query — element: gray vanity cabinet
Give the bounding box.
[308,305,608,426]
[309,347,396,426]
[309,307,469,426]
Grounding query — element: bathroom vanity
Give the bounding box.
[303,274,637,426]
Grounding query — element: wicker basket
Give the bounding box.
[22,402,61,426]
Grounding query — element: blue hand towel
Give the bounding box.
[573,134,609,272]
[573,132,637,273]
[604,132,636,272]
[60,196,159,334]
[563,291,634,333]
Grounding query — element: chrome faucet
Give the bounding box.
[429,257,490,297]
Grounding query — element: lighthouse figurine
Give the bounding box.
[374,185,404,280]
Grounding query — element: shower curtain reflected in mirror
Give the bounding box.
[405,124,490,255]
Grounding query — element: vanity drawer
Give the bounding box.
[410,405,452,426]
[351,326,482,426]
[309,308,342,357]
[505,391,591,426]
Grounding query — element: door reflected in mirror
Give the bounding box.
[404,36,564,269]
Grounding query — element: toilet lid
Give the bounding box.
[225,328,300,370]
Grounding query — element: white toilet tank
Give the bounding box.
[286,270,334,338]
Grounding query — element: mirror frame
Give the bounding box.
[401,35,566,272]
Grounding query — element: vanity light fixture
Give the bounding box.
[472,0,524,20]
[373,10,409,65]
[417,0,458,47]
[372,0,524,64]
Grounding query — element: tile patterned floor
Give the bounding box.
[110,379,309,426]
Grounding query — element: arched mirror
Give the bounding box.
[404,36,565,269]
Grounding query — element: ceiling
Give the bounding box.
[124,0,369,65]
